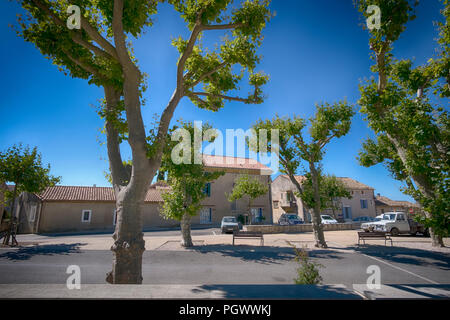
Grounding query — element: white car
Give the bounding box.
[320,215,338,224]
[221,216,240,234]
[361,214,384,231]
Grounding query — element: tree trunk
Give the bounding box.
[430,228,444,247]
[309,162,327,248]
[180,213,193,247]
[106,187,146,284]
[3,185,18,246]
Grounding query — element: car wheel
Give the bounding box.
[390,227,399,236]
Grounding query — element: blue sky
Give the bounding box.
[0,0,445,201]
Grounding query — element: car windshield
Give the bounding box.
[223,217,236,223]
[287,215,299,220]
[321,216,332,220]
[382,214,396,221]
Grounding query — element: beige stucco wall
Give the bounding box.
[196,171,272,226]
[271,176,306,223]
[271,175,377,223]
[37,201,180,234]
[38,201,117,233]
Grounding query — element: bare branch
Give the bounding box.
[200,23,243,31]
[80,16,119,60]
[190,91,250,103]
[177,23,203,89]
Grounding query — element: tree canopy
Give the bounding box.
[160,121,225,222]
[356,0,450,243]
[0,144,60,201]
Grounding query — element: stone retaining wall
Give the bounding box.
[244,223,355,234]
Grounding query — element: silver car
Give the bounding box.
[221,216,240,234]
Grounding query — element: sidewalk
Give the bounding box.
[0,284,361,299]
[9,230,450,253]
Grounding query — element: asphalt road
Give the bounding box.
[0,242,448,288]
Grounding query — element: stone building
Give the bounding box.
[271,175,377,223]
[13,155,273,234]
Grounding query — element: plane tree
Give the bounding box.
[356,0,449,246]
[160,121,224,247]
[227,174,268,224]
[14,0,272,283]
[251,102,354,248]
[301,174,352,221]
[0,144,60,245]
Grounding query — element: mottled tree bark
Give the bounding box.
[309,162,327,248]
[180,213,193,247]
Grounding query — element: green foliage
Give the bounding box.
[0,144,61,201]
[356,0,450,237]
[160,121,224,221]
[250,102,354,183]
[287,242,323,285]
[300,173,352,212]
[227,174,268,202]
[171,0,272,111]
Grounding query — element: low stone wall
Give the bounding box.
[244,223,355,234]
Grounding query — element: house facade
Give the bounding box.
[14,155,273,234]
[374,194,421,215]
[271,175,377,223]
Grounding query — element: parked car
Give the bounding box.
[278,214,304,225]
[320,215,338,224]
[352,216,375,228]
[361,214,384,231]
[369,212,429,236]
[221,216,240,234]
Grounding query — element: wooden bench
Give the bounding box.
[233,231,264,246]
[358,231,393,246]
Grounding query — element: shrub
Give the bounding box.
[287,241,323,285]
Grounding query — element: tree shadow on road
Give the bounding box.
[188,244,295,265]
[0,243,86,261]
[187,244,346,265]
[348,244,450,271]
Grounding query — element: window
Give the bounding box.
[81,210,92,223]
[29,204,37,222]
[273,201,279,209]
[113,209,117,226]
[360,199,368,209]
[397,214,405,221]
[203,183,211,197]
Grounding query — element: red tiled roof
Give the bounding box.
[37,186,164,203]
[203,154,272,173]
[375,195,419,208]
[280,175,374,190]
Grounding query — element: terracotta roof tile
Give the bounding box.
[280,175,374,190]
[375,195,419,208]
[38,186,164,203]
[203,155,272,174]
